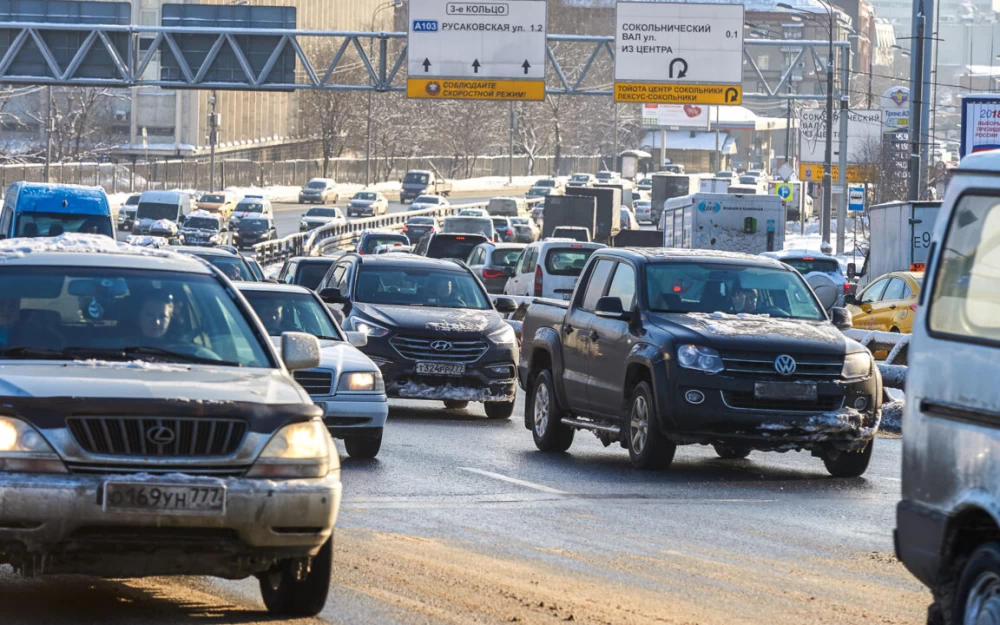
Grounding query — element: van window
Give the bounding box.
[928,194,1000,343]
[136,201,178,221]
[545,247,597,277]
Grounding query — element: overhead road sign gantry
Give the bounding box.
[407,0,547,101]
[614,1,744,106]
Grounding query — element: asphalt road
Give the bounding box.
[2,395,928,625]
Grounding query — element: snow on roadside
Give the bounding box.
[881,401,904,434]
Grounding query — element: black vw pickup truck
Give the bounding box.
[518,248,883,477]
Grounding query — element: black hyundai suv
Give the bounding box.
[317,254,519,419]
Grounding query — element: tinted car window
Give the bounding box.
[242,290,341,339]
[426,235,486,260]
[545,247,597,276]
[297,262,334,290]
[606,263,637,311]
[354,266,490,309]
[781,258,840,275]
[363,235,409,254]
[491,249,522,267]
[581,260,615,310]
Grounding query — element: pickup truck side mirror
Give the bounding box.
[494,296,517,314]
[830,307,853,331]
[595,296,627,319]
[318,287,347,305]
[844,292,857,306]
[846,262,856,279]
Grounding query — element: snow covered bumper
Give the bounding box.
[377,356,517,403]
[655,365,882,451]
[0,471,341,578]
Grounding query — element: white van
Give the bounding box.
[896,150,1000,624]
[132,190,193,235]
[503,239,605,300]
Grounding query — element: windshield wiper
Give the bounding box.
[0,346,76,360]
[120,346,243,367]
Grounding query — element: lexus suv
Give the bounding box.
[0,234,339,617]
[317,253,519,419]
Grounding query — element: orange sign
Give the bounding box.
[799,163,865,183]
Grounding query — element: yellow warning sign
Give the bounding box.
[614,82,742,105]
[799,163,865,183]
[407,78,545,101]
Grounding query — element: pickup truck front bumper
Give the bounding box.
[0,471,341,578]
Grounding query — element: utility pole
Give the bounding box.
[508,102,515,184]
[821,7,835,249]
[715,105,720,171]
[208,91,219,192]
[612,102,619,172]
[785,86,792,166]
[908,1,925,201]
[836,46,850,255]
[43,86,53,183]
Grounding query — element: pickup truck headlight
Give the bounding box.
[246,419,334,479]
[488,324,517,347]
[338,371,385,393]
[677,345,724,375]
[0,416,67,473]
[841,352,872,380]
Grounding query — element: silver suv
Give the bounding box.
[0,235,340,617]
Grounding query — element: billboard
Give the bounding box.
[881,87,910,134]
[960,95,1000,158]
[799,109,882,164]
[641,104,710,127]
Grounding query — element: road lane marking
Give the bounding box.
[458,467,569,495]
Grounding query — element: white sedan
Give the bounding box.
[409,195,450,211]
[458,207,490,218]
[347,191,389,217]
[634,199,653,224]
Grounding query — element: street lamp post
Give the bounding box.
[208,91,219,192]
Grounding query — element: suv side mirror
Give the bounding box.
[595,296,627,319]
[830,307,853,331]
[318,287,347,305]
[846,262,856,279]
[281,331,321,371]
[494,296,517,314]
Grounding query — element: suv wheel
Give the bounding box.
[529,369,573,452]
[821,439,873,477]
[954,542,1000,625]
[258,536,332,616]
[713,444,751,460]
[626,382,675,470]
[484,400,515,420]
[444,400,468,410]
[344,432,382,459]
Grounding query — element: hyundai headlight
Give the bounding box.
[348,318,390,338]
[676,345,724,375]
[338,371,385,393]
[841,352,872,380]
[247,419,334,479]
[0,416,67,473]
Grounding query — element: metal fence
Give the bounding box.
[0,155,605,194]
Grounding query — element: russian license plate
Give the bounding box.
[103,482,226,515]
[755,382,818,401]
[416,362,465,376]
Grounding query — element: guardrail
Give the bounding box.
[254,197,544,265]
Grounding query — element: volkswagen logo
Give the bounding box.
[146,426,176,446]
[430,340,453,352]
[774,355,797,376]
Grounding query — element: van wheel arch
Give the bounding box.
[938,506,1000,621]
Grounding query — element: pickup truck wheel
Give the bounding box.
[953,542,1000,625]
[484,400,515,420]
[259,536,332,616]
[344,433,382,459]
[822,439,874,477]
[444,400,469,410]
[713,444,751,460]
[627,382,675,470]
[530,369,573,452]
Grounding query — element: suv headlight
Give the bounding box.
[246,419,334,479]
[338,371,385,393]
[0,416,66,473]
[347,318,390,338]
[676,345,724,375]
[842,352,872,380]
[488,324,517,347]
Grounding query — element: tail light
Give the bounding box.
[483,269,505,279]
[533,265,543,296]
[909,303,918,311]
[506,229,514,237]
[844,281,850,292]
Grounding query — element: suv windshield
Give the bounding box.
[184,217,220,231]
[242,290,340,340]
[781,258,840,275]
[236,202,263,214]
[0,267,271,367]
[545,247,597,276]
[136,202,177,221]
[306,208,339,218]
[15,213,113,238]
[354,266,490,309]
[645,263,825,320]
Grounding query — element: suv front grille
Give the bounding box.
[65,463,247,477]
[722,391,845,412]
[720,353,843,379]
[391,335,489,363]
[294,370,333,395]
[66,417,247,458]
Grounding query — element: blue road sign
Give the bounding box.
[848,186,865,212]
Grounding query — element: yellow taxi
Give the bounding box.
[846,271,923,333]
[195,191,239,219]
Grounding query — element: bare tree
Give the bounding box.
[27,88,128,162]
[513,101,551,175]
[299,85,364,178]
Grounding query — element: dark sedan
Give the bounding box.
[403,216,438,244]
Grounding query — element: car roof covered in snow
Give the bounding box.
[599,247,789,268]
[0,233,210,272]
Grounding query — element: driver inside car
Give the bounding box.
[731,287,760,314]
[428,276,465,308]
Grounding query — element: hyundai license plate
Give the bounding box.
[754,382,817,401]
[103,482,226,515]
[416,362,465,376]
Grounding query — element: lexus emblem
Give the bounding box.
[430,340,453,352]
[146,426,176,446]
[774,355,797,376]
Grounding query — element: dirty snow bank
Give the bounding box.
[396,381,514,402]
[761,406,880,441]
[880,401,904,433]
